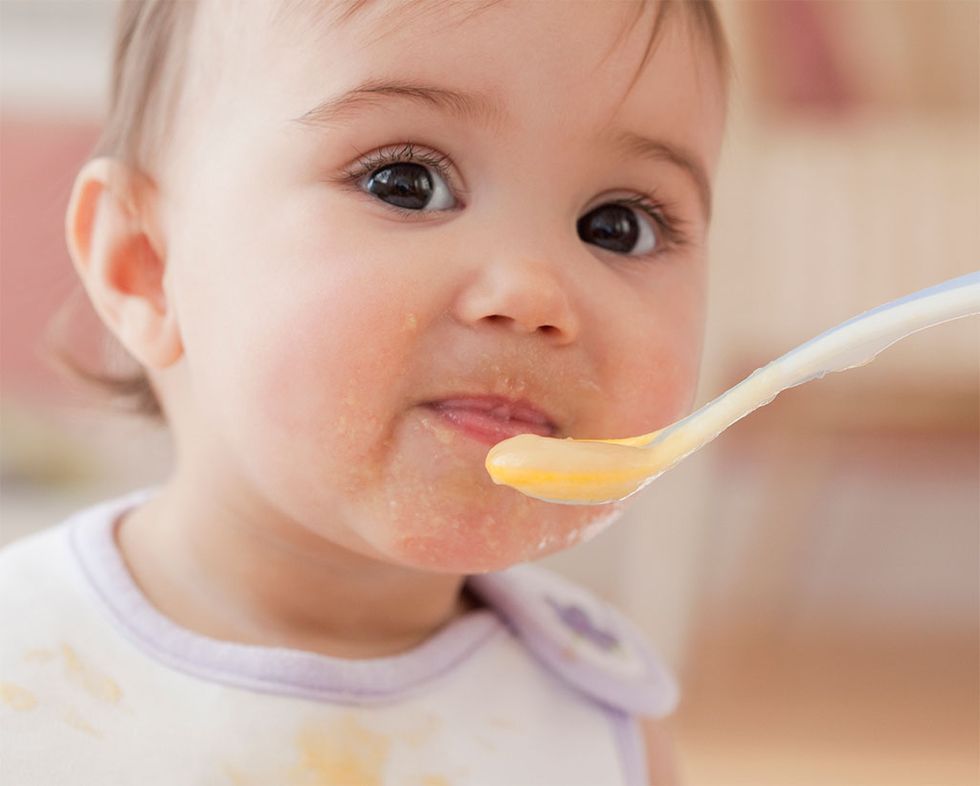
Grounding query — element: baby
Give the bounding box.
[1,0,730,783]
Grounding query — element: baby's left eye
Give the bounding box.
[577,201,662,257]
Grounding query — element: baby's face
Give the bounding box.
[156,0,726,572]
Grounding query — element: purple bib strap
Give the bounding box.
[467,565,679,717]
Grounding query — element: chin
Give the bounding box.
[389,534,537,575]
[384,500,625,575]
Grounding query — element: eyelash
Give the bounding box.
[339,142,692,255]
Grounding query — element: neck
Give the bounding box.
[116,472,478,659]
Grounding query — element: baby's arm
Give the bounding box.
[640,716,682,786]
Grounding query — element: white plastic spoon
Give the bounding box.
[485,271,980,505]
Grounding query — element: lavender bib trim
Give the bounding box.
[68,488,503,705]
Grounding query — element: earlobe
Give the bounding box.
[65,157,183,369]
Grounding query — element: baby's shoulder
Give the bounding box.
[468,564,679,718]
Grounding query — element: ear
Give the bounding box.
[64,157,183,369]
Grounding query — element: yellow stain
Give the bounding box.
[290,714,391,786]
[63,707,102,737]
[0,682,37,711]
[61,643,123,704]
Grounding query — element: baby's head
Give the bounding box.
[65,0,730,573]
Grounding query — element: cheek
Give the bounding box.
[623,336,702,426]
[249,285,413,478]
[177,242,419,510]
[603,275,707,433]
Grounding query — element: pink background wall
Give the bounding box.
[1,120,103,404]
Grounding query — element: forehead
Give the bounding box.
[204,0,721,109]
[271,0,508,39]
[189,0,726,185]
[222,0,718,78]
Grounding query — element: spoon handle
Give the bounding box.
[775,271,980,383]
[645,271,980,469]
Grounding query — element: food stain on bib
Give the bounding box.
[0,681,37,711]
[290,714,391,786]
[281,713,458,785]
[12,644,123,709]
[60,643,123,704]
[62,707,102,738]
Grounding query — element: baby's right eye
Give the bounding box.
[345,143,460,214]
[362,162,455,211]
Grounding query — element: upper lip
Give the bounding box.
[425,395,559,434]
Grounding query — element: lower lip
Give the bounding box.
[424,404,554,446]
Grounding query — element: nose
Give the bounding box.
[452,254,581,343]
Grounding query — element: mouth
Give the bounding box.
[422,395,559,447]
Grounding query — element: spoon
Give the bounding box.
[485,271,980,505]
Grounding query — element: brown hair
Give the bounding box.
[51,0,732,423]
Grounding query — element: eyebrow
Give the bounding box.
[293,78,713,221]
[293,77,508,131]
[600,129,713,222]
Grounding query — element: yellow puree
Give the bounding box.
[484,430,666,505]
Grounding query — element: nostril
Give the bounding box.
[485,314,523,331]
[483,315,559,336]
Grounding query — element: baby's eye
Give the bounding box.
[361,161,456,211]
[577,198,674,258]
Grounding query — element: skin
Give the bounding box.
[66,0,725,694]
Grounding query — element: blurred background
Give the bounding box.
[1,1,977,784]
